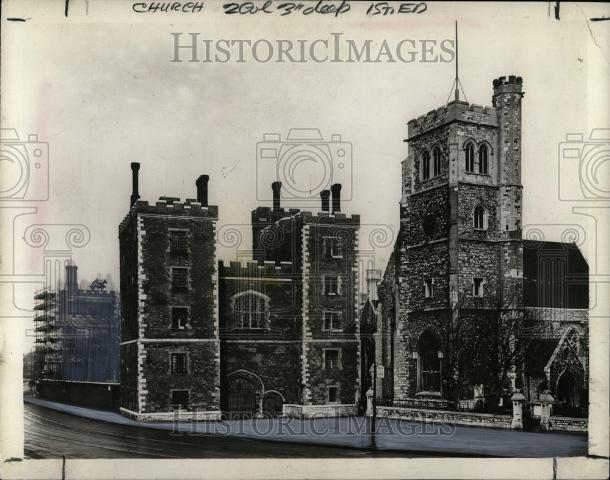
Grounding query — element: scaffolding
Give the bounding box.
[33,288,61,381]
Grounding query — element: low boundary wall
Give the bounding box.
[37,379,120,410]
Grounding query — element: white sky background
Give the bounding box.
[2,1,609,341]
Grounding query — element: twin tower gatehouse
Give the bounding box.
[119,168,361,421]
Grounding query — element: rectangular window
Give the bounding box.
[171,307,189,330]
[324,349,340,370]
[324,276,341,295]
[169,230,188,257]
[324,237,343,259]
[171,267,189,292]
[424,278,434,298]
[323,311,342,332]
[171,390,189,409]
[170,352,188,374]
[473,278,484,297]
[328,386,338,404]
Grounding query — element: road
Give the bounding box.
[24,403,411,459]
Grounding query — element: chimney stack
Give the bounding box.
[331,183,341,214]
[130,162,140,208]
[320,190,330,212]
[196,175,209,206]
[272,182,282,211]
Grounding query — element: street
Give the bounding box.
[23,398,588,459]
[24,403,408,459]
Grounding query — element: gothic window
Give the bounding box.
[478,144,489,174]
[170,352,188,374]
[422,150,431,180]
[433,146,442,176]
[424,278,434,298]
[232,291,269,329]
[418,331,441,392]
[473,278,484,297]
[423,213,436,237]
[171,306,189,330]
[473,205,487,230]
[465,142,475,172]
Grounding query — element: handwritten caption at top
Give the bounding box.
[224,1,428,16]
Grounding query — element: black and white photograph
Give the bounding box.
[0,1,608,479]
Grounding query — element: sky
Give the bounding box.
[1,1,609,343]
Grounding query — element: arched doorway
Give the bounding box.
[556,370,582,416]
[418,330,441,393]
[226,374,259,418]
[262,391,284,417]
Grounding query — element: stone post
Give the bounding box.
[538,391,554,431]
[511,390,527,430]
[366,388,373,416]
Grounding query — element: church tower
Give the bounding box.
[394,74,525,404]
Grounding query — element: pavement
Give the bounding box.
[24,396,588,457]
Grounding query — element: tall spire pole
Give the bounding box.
[454,21,459,102]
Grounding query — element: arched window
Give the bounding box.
[478,144,489,174]
[421,150,431,180]
[473,205,487,230]
[232,291,269,329]
[433,146,442,176]
[418,330,441,392]
[465,142,475,172]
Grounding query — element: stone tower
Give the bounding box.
[119,165,221,421]
[394,76,525,404]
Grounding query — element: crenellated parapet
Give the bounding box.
[119,198,219,232]
[407,101,497,140]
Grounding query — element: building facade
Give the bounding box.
[33,263,120,384]
[119,167,361,420]
[378,76,589,416]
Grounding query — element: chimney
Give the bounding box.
[130,162,140,208]
[65,263,78,297]
[272,182,282,211]
[320,190,330,212]
[196,175,209,206]
[331,183,341,214]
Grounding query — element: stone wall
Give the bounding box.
[282,403,356,418]
[550,416,588,433]
[375,405,512,429]
[142,342,220,412]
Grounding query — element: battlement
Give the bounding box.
[119,198,218,232]
[219,259,293,277]
[298,210,360,225]
[492,75,524,95]
[133,198,218,217]
[253,206,360,228]
[252,206,301,222]
[407,100,497,139]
